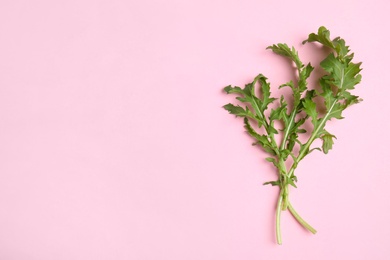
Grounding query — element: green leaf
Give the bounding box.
[342,91,362,107]
[263,180,280,186]
[280,149,290,161]
[298,63,314,91]
[301,63,314,81]
[320,53,362,90]
[332,37,350,58]
[244,82,255,97]
[327,102,344,120]
[302,98,318,127]
[269,45,312,107]
[224,75,276,129]
[254,74,277,110]
[267,43,303,69]
[279,80,294,90]
[320,79,336,110]
[287,133,298,153]
[279,80,301,107]
[270,104,287,121]
[287,178,297,188]
[224,85,239,94]
[226,84,252,96]
[289,118,306,134]
[223,104,254,118]
[320,130,336,154]
[320,53,344,81]
[269,96,288,139]
[302,26,335,50]
[244,118,276,155]
[244,117,263,139]
[265,157,278,168]
[341,62,362,90]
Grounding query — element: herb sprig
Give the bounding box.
[223,27,362,245]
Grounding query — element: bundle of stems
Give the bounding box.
[223,26,362,244]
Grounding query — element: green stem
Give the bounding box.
[276,159,316,240]
[287,202,317,234]
[282,184,289,211]
[276,190,284,245]
[267,98,317,244]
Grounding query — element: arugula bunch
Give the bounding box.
[223,27,362,245]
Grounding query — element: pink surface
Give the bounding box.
[0,0,389,259]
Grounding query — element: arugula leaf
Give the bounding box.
[244,118,276,155]
[223,103,254,118]
[267,44,303,69]
[302,26,335,49]
[255,74,277,110]
[270,96,287,121]
[320,130,336,154]
[302,98,318,128]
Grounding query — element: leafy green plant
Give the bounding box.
[223,26,362,245]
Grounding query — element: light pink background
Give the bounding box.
[0,0,389,259]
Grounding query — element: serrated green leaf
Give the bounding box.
[244,118,276,155]
[279,80,301,107]
[320,53,362,90]
[302,98,318,127]
[320,53,344,78]
[268,45,312,108]
[223,104,253,118]
[267,43,303,69]
[289,118,305,134]
[287,178,297,188]
[254,74,276,110]
[287,133,298,153]
[342,91,361,107]
[301,63,314,81]
[279,81,294,89]
[244,82,255,97]
[320,81,336,110]
[263,180,280,186]
[342,62,362,90]
[236,96,251,103]
[224,85,245,95]
[327,102,344,120]
[298,63,314,92]
[224,83,253,97]
[280,149,290,161]
[332,37,350,58]
[302,26,335,50]
[244,117,263,139]
[265,157,278,168]
[320,130,336,154]
[270,105,287,121]
[223,85,234,93]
